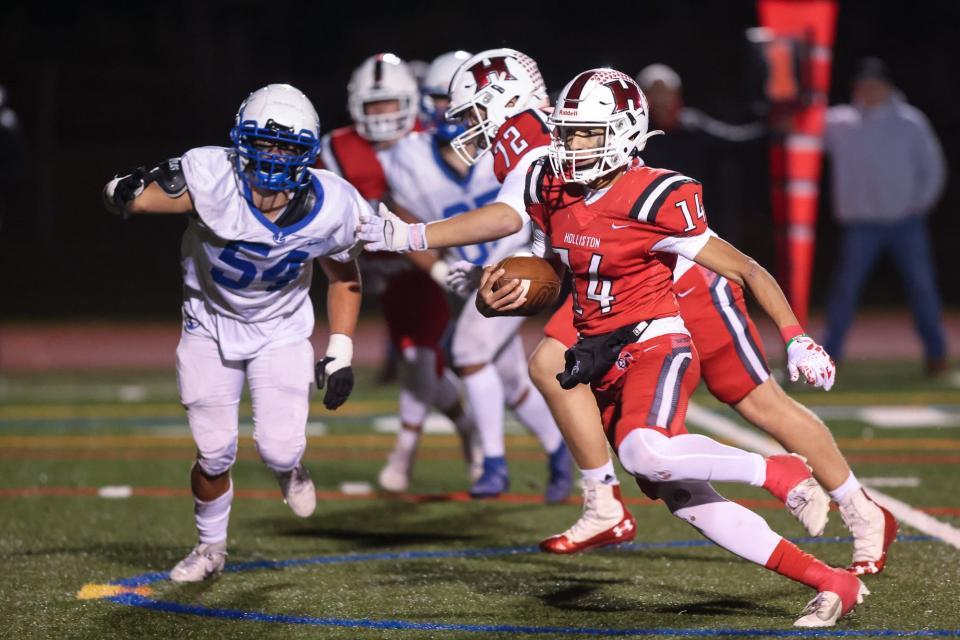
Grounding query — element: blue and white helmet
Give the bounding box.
[230,84,320,192]
[419,50,471,142]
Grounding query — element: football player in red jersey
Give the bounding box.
[360,69,870,627]
[321,53,479,491]
[359,58,895,578]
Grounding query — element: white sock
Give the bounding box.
[829,472,862,504]
[619,429,766,486]
[396,427,421,454]
[662,481,782,566]
[581,460,619,485]
[461,364,505,458]
[195,482,233,545]
[511,388,564,454]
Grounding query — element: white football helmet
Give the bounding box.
[229,83,320,191]
[347,53,419,142]
[548,68,662,184]
[420,50,472,141]
[446,48,548,165]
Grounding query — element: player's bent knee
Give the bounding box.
[196,440,238,477]
[617,428,675,482]
[255,434,306,473]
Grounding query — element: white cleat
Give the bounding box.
[539,479,637,554]
[839,489,898,575]
[785,477,830,537]
[378,448,414,493]
[276,464,316,517]
[169,541,227,583]
[794,579,869,628]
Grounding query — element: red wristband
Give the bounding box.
[780,324,805,344]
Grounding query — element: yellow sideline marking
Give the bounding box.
[76,583,153,600]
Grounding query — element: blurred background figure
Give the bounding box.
[822,57,948,375]
[0,85,23,233]
[635,64,766,244]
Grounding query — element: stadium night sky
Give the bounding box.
[1,0,957,318]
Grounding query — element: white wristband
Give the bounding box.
[429,261,450,287]
[325,333,353,373]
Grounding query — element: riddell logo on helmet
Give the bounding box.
[468,57,515,89]
[557,108,578,116]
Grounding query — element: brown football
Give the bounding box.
[490,255,561,316]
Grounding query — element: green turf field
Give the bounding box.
[1,363,959,639]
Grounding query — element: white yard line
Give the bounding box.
[685,402,960,550]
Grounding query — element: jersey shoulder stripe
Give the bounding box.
[628,171,700,224]
[524,155,549,208]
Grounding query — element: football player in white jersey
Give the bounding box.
[103,84,368,583]
[318,53,481,493]
[378,51,573,503]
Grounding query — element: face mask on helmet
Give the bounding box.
[547,69,661,185]
[348,53,419,142]
[419,50,472,144]
[230,84,320,192]
[445,48,548,166]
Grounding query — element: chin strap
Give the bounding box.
[634,129,665,153]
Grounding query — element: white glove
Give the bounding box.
[356,202,427,253]
[786,335,836,391]
[446,260,482,297]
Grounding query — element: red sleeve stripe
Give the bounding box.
[628,173,698,223]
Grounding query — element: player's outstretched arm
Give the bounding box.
[103,161,194,216]
[693,235,836,390]
[356,202,523,253]
[315,257,362,410]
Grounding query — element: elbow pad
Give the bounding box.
[148,157,187,197]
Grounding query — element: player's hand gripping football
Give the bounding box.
[446,260,483,297]
[476,265,525,317]
[315,334,355,410]
[786,335,836,391]
[356,203,428,253]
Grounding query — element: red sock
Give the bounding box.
[762,454,811,502]
[765,539,860,614]
[764,538,832,589]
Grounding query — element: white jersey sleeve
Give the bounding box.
[381,132,522,267]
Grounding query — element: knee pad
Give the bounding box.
[617,428,675,482]
[187,403,239,476]
[255,431,306,473]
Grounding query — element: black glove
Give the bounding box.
[315,357,354,410]
[104,167,153,215]
[556,324,644,390]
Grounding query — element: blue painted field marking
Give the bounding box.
[101,535,958,637]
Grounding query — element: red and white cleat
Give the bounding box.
[764,454,830,536]
[794,570,869,628]
[539,479,636,554]
[840,489,898,575]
